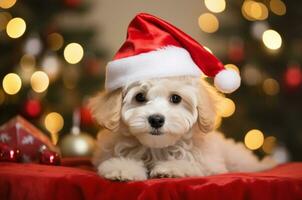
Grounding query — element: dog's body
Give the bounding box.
[90,77,275,181]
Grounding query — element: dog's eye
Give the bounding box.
[135,92,146,103]
[170,94,182,104]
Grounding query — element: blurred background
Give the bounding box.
[0,0,301,161]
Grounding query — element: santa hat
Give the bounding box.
[105,13,241,93]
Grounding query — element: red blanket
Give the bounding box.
[0,159,302,200]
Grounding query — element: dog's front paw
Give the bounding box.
[97,157,147,181]
[150,160,203,178]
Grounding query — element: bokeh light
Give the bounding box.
[262,136,277,154]
[251,21,269,40]
[20,54,36,69]
[284,66,302,88]
[242,64,263,86]
[242,0,268,21]
[30,71,49,93]
[0,0,16,9]
[225,64,240,74]
[2,73,22,95]
[6,17,26,38]
[263,78,280,96]
[23,37,42,56]
[217,98,236,118]
[198,13,219,33]
[204,0,226,13]
[244,129,264,150]
[45,112,64,144]
[24,99,42,118]
[270,0,286,16]
[262,29,282,50]
[0,12,12,31]
[47,33,64,51]
[63,43,84,64]
[41,55,60,81]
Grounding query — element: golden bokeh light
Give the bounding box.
[262,29,282,50]
[0,0,16,9]
[198,13,219,33]
[225,64,240,74]
[64,43,84,64]
[242,1,268,21]
[263,78,280,96]
[6,17,26,38]
[262,136,277,154]
[204,0,226,13]
[217,98,236,118]
[0,12,12,31]
[45,112,64,144]
[30,71,49,93]
[47,33,64,51]
[20,54,35,69]
[2,73,22,95]
[270,0,286,16]
[244,129,264,150]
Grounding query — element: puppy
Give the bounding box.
[90,76,275,181]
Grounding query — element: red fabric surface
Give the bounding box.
[0,159,302,200]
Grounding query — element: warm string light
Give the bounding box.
[241,0,268,21]
[20,54,36,69]
[44,112,64,145]
[262,29,282,50]
[47,33,64,51]
[30,71,49,93]
[198,13,219,33]
[262,136,277,154]
[0,0,16,9]
[242,64,263,86]
[244,129,264,150]
[6,17,26,38]
[64,43,84,64]
[263,78,280,96]
[269,0,286,16]
[217,98,236,118]
[2,73,22,95]
[204,0,226,13]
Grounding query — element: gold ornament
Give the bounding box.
[59,132,95,157]
[59,109,95,157]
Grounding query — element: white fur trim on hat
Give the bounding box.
[105,46,202,91]
[214,69,241,93]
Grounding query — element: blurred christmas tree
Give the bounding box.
[199,0,302,161]
[0,0,106,149]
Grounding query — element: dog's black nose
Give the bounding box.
[148,114,165,128]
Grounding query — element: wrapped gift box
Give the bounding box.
[0,116,57,162]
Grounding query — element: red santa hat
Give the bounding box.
[105,13,241,93]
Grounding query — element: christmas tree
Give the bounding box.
[0,0,106,150]
[198,0,301,161]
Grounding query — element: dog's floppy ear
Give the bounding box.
[197,79,222,133]
[89,89,122,131]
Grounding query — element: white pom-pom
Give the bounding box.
[214,69,241,93]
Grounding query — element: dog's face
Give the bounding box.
[90,77,219,148]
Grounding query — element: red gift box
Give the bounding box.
[0,116,58,162]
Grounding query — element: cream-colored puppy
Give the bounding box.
[90,77,275,181]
